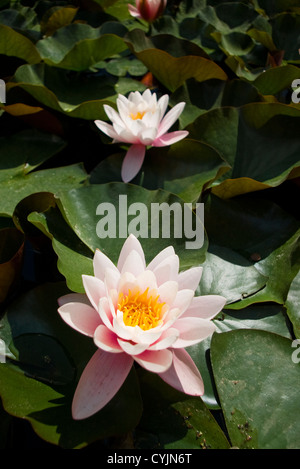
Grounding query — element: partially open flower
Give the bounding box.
[95,90,188,183]
[128,0,167,23]
[58,234,226,420]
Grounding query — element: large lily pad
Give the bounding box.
[8,63,146,120]
[187,103,300,197]
[28,183,208,292]
[211,329,300,448]
[36,23,127,71]
[125,29,227,92]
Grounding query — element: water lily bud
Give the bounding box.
[128,0,167,23]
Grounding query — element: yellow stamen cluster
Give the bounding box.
[118,288,165,331]
[130,111,145,120]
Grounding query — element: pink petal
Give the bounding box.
[98,297,114,330]
[94,120,120,141]
[117,338,148,355]
[72,349,133,420]
[120,249,146,277]
[82,275,106,310]
[148,328,179,351]
[171,317,216,348]
[181,295,227,320]
[152,130,189,147]
[58,293,90,307]
[58,301,101,336]
[134,349,173,373]
[177,267,203,292]
[147,246,175,271]
[117,234,145,272]
[156,102,186,137]
[157,94,169,120]
[118,271,138,296]
[103,267,120,292]
[93,249,119,282]
[158,280,178,306]
[94,325,123,353]
[136,269,158,292]
[172,289,194,315]
[121,144,146,183]
[152,254,179,286]
[128,4,141,18]
[103,104,124,127]
[159,348,204,396]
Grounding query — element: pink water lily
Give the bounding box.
[58,235,226,420]
[94,90,188,183]
[128,0,167,22]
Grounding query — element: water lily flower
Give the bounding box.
[58,235,226,420]
[94,90,188,183]
[128,0,167,22]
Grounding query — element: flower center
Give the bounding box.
[118,288,165,331]
[130,111,145,120]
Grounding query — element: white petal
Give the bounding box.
[103,104,123,127]
[118,271,138,296]
[156,102,186,137]
[134,349,173,373]
[103,267,120,292]
[152,254,179,286]
[113,313,134,340]
[117,234,145,272]
[172,289,195,315]
[172,317,216,348]
[147,246,175,271]
[181,295,227,320]
[136,269,158,292]
[58,293,89,307]
[177,267,203,292]
[82,275,106,310]
[93,249,119,281]
[157,94,169,120]
[98,297,114,331]
[120,249,146,277]
[148,328,179,351]
[117,338,148,355]
[94,120,120,141]
[139,127,157,145]
[158,280,178,306]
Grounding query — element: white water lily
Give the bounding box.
[58,234,226,420]
[95,89,188,182]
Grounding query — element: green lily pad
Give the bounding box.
[135,369,230,449]
[90,139,230,203]
[0,23,41,63]
[125,29,227,92]
[28,183,208,293]
[35,22,127,71]
[187,103,300,198]
[9,63,146,120]
[203,194,300,308]
[211,329,300,448]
